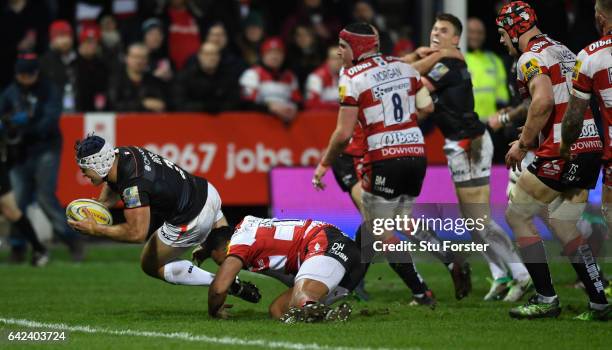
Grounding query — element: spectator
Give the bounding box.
[108,43,167,112]
[305,46,341,111]
[393,38,415,57]
[0,54,83,262]
[99,15,124,75]
[173,42,240,113]
[281,0,341,46]
[237,12,265,66]
[465,17,510,163]
[239,37,301,123]
[286,24,324,92]
[165,0,202,70]
[142,18,173,83]
[465,17,509,121]
[352,0,393,55]
[40,20,78,111]
[0,0,50,89]
[205,22,245,71]
[74,24,108,111]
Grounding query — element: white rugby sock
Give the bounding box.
[484,221,530,281]
[163,260,215,286]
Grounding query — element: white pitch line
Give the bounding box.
[0,317,418,350]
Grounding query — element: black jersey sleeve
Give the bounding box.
[425,59,460,91]
[120,179,151,209]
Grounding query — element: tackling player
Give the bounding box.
[406,14,531,302]
[200,216,366,322]
[68,135,260,303]
[497,1,610,320]
[312,22,436,306]
[560,0,612,304]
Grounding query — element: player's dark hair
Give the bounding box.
[344,22,375,35]
[75,134,106,159]
[202,226,234,257]
[436,13,463,36]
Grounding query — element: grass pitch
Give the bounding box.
[1,244,611,350]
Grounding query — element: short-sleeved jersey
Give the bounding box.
[239,65,302,105]
[572,34,612,160]
[227,216,338,274]
[425,57,486,140]
[108,146,208,226]
[338,55,426,164]
[516,34,602,158]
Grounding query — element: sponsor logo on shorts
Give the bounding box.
[537,159,563,180]
[329,242,349,262]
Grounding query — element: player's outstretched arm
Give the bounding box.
[208,256,243,318]
[68,205,150,243]
[312,106,359,190]
[560,93,590,160]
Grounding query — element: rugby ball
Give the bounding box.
[66,199,113,225]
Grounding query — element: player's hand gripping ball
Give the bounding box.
[66,199,113,226]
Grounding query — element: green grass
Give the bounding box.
[0,244,611,350]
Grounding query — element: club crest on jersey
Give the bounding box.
[122,186,142,208]
[572,60,582,82]
[428,62,449,81]
[521,58,542,81]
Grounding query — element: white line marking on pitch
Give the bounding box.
[0,317,418,350]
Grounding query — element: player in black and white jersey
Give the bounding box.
[67,135,260,303]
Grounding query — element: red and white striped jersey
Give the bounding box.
[227,216,335,275]
[305,63,339,110]
[516,34,602,158]
[239,66,302,105]
[572,34,612,160]
[338,55,425,164]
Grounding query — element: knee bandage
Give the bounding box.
[548,199,586,221]
[507,184,547,219]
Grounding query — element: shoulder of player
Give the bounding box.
[526,35,556,53]
[582,36,612,55]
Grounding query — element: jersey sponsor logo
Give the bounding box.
[521,58,542,81]
[122,186,142,208]
[588,38,612,52]
[347,62,373,76]
[608,67,612,85]
[428,62,449,81]
[572,60,582,82]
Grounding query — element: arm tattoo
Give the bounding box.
[561,95,590,147]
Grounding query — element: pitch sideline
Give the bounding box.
[0,317,418,350]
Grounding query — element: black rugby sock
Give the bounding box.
[518,239,556,297]
[14,215,46,252]
[388,262,428,295]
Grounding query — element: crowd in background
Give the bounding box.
[0,0,599,120]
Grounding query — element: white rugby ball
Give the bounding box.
[66,199,113,225]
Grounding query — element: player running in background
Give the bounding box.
[199,216,366,322]
[68,135,260,303]
[312,22,437,307]
[561,0,612,302]
[406,14,532,302]
[497,1,610,320]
